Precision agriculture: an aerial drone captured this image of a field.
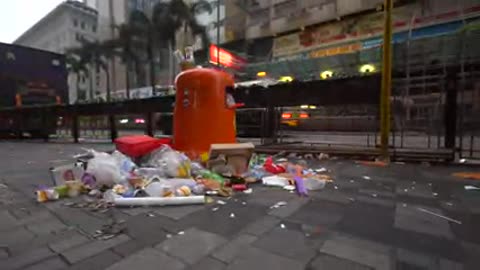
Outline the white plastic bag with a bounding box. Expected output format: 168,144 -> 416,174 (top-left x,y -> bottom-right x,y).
147,146 -> 191,178
86,151 -> 123,188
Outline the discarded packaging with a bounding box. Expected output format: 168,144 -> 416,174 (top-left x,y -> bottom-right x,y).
208,143 -> 255,175
262,176 -> 289,187
417,207 -> 462,225
113,196 -> 206,207
304,178 -> 326,191
465,185 -> 480,191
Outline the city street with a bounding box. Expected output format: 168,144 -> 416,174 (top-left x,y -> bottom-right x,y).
1,142 -> 480,269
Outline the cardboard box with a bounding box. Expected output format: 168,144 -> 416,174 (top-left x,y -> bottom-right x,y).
208,143 -> 255,175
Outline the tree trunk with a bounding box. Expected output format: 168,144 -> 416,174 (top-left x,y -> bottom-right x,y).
106,67 -> 111,102
125,59 -> 130,99
147,36 -> 156,93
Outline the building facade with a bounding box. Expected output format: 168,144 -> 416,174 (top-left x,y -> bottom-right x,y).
15,0 -> 98,104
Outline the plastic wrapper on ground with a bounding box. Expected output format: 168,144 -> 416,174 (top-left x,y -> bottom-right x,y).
113,196 -> 206,207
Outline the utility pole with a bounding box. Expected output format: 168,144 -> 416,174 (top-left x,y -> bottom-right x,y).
380,0 -> 393,160
217,0 -> 221,68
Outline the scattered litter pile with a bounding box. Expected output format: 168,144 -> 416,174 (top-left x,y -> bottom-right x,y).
37,136 -> 333,207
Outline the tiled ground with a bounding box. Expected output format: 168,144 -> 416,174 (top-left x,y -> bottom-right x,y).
1,142 -> 480,269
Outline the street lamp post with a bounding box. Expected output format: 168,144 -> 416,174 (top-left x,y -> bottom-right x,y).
380,0 -> 393,160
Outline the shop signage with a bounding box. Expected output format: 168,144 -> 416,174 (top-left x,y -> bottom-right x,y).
209,45 -> 247,69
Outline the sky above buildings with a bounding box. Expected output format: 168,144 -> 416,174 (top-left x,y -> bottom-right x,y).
0,0 -> 65,43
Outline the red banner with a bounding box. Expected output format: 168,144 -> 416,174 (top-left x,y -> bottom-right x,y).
209,45 -> 246,70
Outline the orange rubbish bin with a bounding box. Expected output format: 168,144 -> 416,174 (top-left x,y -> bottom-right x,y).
173,68 -> 238,156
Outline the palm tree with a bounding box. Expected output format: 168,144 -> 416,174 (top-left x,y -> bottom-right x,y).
65,55 -> 88,102
68,39 -> 111,102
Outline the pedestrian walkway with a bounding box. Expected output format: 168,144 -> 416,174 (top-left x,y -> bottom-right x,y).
0,142 -> 479,269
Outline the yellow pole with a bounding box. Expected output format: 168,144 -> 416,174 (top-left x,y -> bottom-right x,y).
380,0 -> 393,160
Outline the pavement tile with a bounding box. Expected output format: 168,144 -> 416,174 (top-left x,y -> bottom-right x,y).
106,248 -> 185,270
2,247 -> 55,270
0,227 -> 36,247
396,248 -> 436,269
0,210 -> 20,231
187,257 -> 226,270
309,253 -> 373,270
213,234 -> 257,263
320,233 -> 393,270
396,182 -> 433,199
268,198 -> 308,218
182,202 -> 267,238
336,201 -> 395,244
120,207 -> 152,216
287,200 -> 345,227
48,231 -> 90,253
0,248 -> 9,259
67,250 -> 122,270
394,204 -> 454,239
156,227 -> 227,265
112,239 -> 152,257
25,218 -> 67,236
439,258 -> 464,270
242,215 -> 280,236
309,190 -> 353,204
23,256 -> 68,270
244,188 -> 298,207
153,205 -> 204,220
253,227 -> 317,264
355,194 -> 395,208
61,234 -> 130,264
124,214 -> 168,245
225,246 -> 304,270
54,207 -> 109,235
359,188 -> 395,198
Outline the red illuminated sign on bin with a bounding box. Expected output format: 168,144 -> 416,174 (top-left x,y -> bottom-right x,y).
209,45 -> 246,69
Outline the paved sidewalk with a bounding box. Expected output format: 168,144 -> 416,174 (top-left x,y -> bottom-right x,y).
1,142 -> 480,269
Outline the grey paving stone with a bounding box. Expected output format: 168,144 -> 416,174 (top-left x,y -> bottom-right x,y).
242,215 -> 280,236
359,188 -> 395,198
182,202 -> 267,238
439,258 -> 463,270
310,253 -> 373,270
0,210 -> 20,231
225,247 -> 304,270
2,247 -> 55,270
213,234 -> 257,263
268,198 -> 307,218
153,205 -> 204,220
355,194 -> 395,208
67,250 -> 122,270
124,214 -> 169,245
120,207 -> 152,216
23,256 -> 68,270
106,248 -> 185,270
0,227 -> 35,247
188,257 -> 226,270
396,182 -> 433,199
0,248 -> 9,259
253,227 -> 317,264
62,234 -> 130,264
156,227 -> 227,265
394,204 -> 454,239
309,190 -> 352,204
396,248 -> 436,269
26,218 -> 67,236
54,207 -> 109,235
245,188 -> 298,207
48,231 -> 90,253
287,200 -> 345,227
112,239 -> 151,257
320,233 -> 393,270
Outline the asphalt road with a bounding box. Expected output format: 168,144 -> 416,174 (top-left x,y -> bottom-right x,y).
1,141 -> 480,269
